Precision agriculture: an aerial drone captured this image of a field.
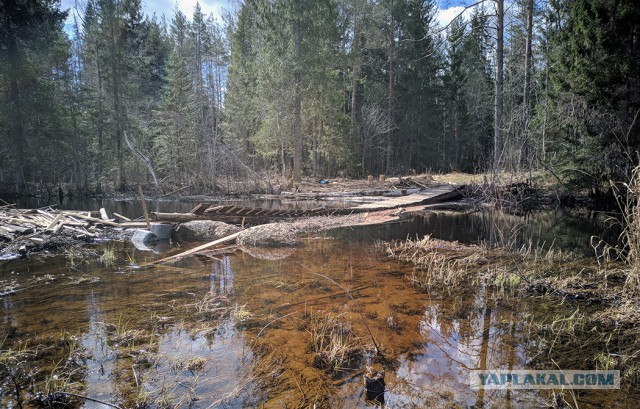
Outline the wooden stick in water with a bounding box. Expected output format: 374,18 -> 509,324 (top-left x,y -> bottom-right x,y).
140,232 -> 241,266
138,185 -> 151,229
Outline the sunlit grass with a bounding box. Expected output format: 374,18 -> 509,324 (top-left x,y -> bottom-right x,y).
99,246 -> 117,268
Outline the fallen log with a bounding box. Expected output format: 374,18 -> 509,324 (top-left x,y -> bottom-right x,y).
0,223 -> 34,235
113,212 -> 131,222
420,187 -> 464,204
421,201 -> 479,211
152,212 -> 203,223
62,225 -> 95,236
46,213 -> 64,230
151,212 -> 248,224
140,231 -> 241,266
120,222 -> 150,229
71,213 -> 121,227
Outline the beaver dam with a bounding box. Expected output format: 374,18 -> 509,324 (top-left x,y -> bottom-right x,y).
1,185 -> 640,407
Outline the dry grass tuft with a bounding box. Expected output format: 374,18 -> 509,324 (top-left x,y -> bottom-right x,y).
182,291 -> 233,321
308,312 -> 362,372
597,164 -> 640,295
387,235 -> 488,288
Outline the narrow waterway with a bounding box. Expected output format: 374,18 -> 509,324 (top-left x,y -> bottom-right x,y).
0,209 -> 636,408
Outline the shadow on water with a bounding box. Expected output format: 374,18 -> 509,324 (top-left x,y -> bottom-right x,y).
0,209 -> 635,407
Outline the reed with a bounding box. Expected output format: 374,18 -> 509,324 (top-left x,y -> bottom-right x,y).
618,166 -> 640,293
0,337 -> 32,407
387,235 -> 486,289
308,312 -> 362,373
99,246 -> 117,268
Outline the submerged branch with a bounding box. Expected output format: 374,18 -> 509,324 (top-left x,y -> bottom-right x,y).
308,270 -> 382,356
52,392 -> 124,409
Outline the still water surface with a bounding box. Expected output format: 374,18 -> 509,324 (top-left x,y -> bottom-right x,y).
0,209 -> 635,408
14,196 -> 356,220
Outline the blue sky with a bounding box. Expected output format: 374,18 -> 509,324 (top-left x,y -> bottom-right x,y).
59,0 -> 467,29
60,0 -> 234,25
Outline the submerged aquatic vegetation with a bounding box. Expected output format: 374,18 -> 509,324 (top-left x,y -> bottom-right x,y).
493,269 -> 521,293
232,303 -> 253,322
187,290 -> 233,321
104,314 -> 152,348
0,333 -> 97,408
0,337 -> 32,403
65,247 -> 86,268
308,311 -> 363,373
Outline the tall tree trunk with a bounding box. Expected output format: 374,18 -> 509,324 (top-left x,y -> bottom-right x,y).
293,20 -> 302,182
386,4 -> 395,174
7,31 -> 27,192
522,0 -> 534,168
93,39 -> 105,185
109,27 -> 126,190
523,0 -> 533,115
351,0 -> 363,159
114,80 -> 125,190
312,118 -> 319,178
493,0 -> 504,178
194,26 -> 206,174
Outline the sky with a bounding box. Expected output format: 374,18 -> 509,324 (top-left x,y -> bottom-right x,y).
59,0 -> 467,30
60,0 -> 233,25
436,5 -> 468,28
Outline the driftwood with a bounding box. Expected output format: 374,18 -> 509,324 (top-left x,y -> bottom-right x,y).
152,212 -> 209,223
120,222 -> 149,228
99,208 -> 111,221
421,201 -> 479,211
151,211 -> 325,225
140,231 -> 242,266
0,207 -> 137,247
139,185 -> 151,229
113,212 -> 131,221
70,213 -> 121,227
0,207 -> 100,243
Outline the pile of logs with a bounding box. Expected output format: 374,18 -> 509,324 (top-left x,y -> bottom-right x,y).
0,206 -> 146,244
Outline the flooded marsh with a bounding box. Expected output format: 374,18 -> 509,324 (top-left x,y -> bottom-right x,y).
1,210 -> 639,408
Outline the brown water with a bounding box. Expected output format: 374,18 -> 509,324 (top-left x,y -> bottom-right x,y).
0,217 -> 637,408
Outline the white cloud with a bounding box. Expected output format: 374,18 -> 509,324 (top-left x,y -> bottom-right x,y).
435,6 -> 467,29
59,0 -> 231,28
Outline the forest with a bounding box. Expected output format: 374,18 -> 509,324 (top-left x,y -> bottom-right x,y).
1,0 -> 639,195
